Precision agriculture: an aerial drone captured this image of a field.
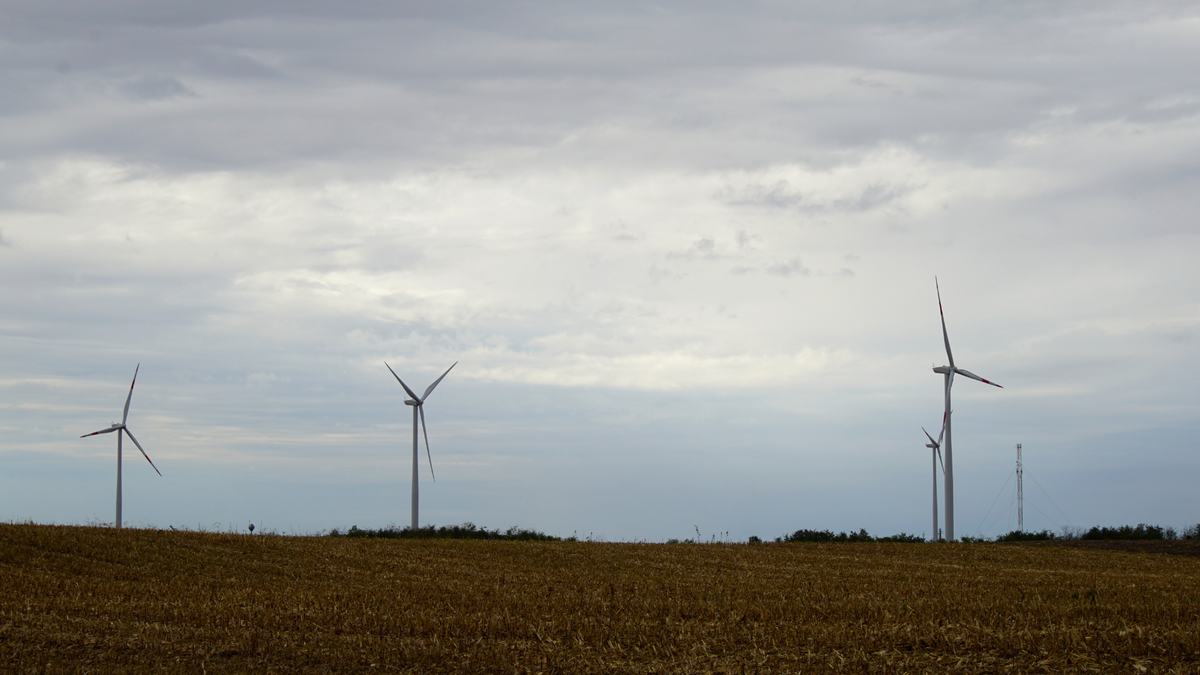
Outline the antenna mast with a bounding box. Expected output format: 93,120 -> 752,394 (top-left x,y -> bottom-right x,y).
1016,443 -> 1023,532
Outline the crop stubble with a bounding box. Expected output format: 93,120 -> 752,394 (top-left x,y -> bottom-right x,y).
1,524 -> 1198,673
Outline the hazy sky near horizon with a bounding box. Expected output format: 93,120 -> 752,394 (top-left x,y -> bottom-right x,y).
2,1 -> 1197,540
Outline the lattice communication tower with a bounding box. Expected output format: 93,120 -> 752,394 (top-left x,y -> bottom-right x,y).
1016,443 -> 1023,532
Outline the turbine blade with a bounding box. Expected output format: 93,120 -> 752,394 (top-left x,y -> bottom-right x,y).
81,426 -> 120,438
385,362 -> 421,401
419,405 -> 435,482
936,446 -> 944,472
123,428 -> 161,477
954,367 -> 1003,388
937,419 -> 945,446
122,363 -> 139,425
935,278 -> 956,369
922,427 -> 938,447
421,362 -> 457,401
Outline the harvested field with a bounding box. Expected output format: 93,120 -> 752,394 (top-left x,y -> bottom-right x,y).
2,524 -> 1199,673
1021,538 -> 1200,559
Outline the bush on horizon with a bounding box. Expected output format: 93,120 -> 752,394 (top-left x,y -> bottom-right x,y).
996,529 -> 1056,542
1081,524 -> 1165,541
327,522 -> 559,541
776,529 -> 923,543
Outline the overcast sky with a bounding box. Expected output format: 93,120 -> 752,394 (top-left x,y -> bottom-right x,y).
2,1 -> 1197,540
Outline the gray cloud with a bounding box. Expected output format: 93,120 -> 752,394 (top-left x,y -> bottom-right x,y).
2,1 -> 1193,174
721,179 -> 913,214
765,258 -> 810,277
666,236 -> 723,261
723,180 -> 804,209
117,74 -> 194,101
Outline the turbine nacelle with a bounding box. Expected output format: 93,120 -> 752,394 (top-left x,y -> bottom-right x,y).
933,366 -> 952,375
404,400 -> 419,406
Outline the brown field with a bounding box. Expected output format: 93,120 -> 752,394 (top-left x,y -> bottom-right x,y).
2,524 -> 1199,674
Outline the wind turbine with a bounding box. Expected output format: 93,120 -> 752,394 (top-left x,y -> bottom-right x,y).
922,423 -> 945,541
933,279 -> 1002,541
385,361 -> 456,532
80,364 -> 161,529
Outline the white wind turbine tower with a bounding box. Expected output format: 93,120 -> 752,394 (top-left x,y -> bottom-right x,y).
922,423 -> 945,541
80,364 -> 162,529
933,279 -> 1002,541
385,361 -> 456,532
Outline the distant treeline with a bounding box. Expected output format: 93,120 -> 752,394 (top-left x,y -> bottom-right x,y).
1071,523 -> 1199,541
966,523 -> 1200,543
327,523 -> 561,541
774,524 -> 1200,544
323,522 -> 1200,544
775,529 -> 924,543
1082,524 -> 1174,540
